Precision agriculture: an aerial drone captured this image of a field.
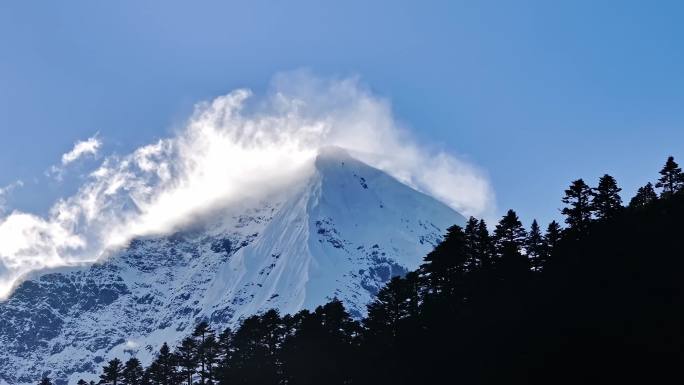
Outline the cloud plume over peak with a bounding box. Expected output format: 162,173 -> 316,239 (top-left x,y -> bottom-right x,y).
0,72 -> 495,299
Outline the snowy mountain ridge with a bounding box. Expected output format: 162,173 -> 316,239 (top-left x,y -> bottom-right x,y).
0,148 -> 465,384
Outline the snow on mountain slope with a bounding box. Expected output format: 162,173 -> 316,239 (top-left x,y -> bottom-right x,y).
0,148 -> 464,385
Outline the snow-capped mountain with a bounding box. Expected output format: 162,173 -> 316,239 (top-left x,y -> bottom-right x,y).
0,148 -> 464,384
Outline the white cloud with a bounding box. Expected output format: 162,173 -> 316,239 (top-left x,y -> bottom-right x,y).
0,71 -> 496,299
0,180 -> 23,214
61,135 -> 101,165
47,134 -> 102,181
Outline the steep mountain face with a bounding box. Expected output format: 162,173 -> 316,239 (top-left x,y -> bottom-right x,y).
0,148 -> 464,385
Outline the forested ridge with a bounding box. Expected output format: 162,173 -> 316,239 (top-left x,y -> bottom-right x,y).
40,156 -> 684,385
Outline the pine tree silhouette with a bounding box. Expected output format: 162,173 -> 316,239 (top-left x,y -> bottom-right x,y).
526,219 -> 545,271
476,219 -> 494,269
464,217 -> 482,271
629,182 -> 658,208
492,209 -> 529,280
121,357 -> 144,385
217,327 -> 234,359
561,179 -> 594,234
192,322 -> 213,385
175,337 -> 197,385
544,220 -> 562,257
215,327 -> 234,384
420,225 -> 469,297
494,210 -> 527,253
362,274 -> 420,385
655,156 -> 684,197
100,358 -> 124,385
224,310 -> 285,384
202,334 -> 220,385
281,299 -> 360,385
365,275 -> 420,345
147,343 -> 177,385
592,174 -> 622,219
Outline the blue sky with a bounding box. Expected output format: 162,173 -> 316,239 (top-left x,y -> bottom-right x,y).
1,0 -> 683,226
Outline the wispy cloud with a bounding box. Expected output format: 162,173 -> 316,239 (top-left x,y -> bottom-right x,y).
61,134 -> 101,165
0,71 -> 496,299
47,134 -> 102,181
0,180 -> 23,214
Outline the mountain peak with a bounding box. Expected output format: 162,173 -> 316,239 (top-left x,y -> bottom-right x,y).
0,151 -> 465,385
315,145 -> 355,165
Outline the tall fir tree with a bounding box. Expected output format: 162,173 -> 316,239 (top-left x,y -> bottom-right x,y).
561,179 -> 594,234
192,322 -> 213,385
147,343 -> 177,385
493,210 -> 527,255
175,337 -> 197,385
100,358 -> 124,385
361,273 -> 421,385
121,358 -> 144,385
655,156 -> 684,197
420,225 -> 469,297
260,309 -> 285,362
286,299 -> 360,385
202,334 -> 220,385
218,328 -> 234,370
463,217 -> 495,271
526,219 -> 545,271
215,327 -> 234,383
493,209 -> 529,274
145,363 -> 160,385
629,182 -> 658,208
223,310 -> 286,385
592,174 -> 622,219
364,274 -> 421,345
463,217 -> 482,271
544,220 -> 562,257
476,219 -> 494,269
217,327 -> 234,360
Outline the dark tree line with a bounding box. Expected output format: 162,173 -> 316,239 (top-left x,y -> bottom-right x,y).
39,156 -> 684,385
